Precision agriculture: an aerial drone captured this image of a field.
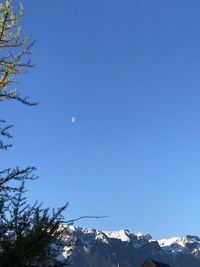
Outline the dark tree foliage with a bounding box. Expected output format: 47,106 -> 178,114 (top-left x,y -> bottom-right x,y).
0,118 -> 12,150
0,1 -> 72,266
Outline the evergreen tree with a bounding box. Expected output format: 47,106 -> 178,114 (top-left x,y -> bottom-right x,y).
0,1 -> 72,266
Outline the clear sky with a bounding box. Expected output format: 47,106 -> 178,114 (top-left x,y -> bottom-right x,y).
1,0 -> 200,239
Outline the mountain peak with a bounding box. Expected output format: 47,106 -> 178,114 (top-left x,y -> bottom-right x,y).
103,229 -> 131,242
61,226 -> 200,267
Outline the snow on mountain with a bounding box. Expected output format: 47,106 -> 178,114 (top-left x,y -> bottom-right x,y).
159,235 -> 200,253
103,229 -> 131,242
65,226 -> 200,254
60,226 -> 200,267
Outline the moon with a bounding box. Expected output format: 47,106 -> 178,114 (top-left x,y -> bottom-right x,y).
71,116 -> 76,123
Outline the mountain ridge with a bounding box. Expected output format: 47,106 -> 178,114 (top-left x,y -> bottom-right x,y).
60,226 -> 200,267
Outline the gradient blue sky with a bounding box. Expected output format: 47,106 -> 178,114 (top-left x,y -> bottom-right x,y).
1,0 -> 200,239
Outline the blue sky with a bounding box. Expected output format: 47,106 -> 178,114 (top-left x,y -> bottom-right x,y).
1,0 -> 200,239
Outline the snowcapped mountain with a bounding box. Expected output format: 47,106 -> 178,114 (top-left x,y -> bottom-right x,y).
60,226 -> 200,267
159,235 -> 200,253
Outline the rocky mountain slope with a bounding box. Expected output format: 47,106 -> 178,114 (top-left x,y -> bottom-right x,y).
60,226 -> 200,267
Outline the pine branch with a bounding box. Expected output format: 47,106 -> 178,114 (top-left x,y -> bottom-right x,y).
62,215 -> 108,225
